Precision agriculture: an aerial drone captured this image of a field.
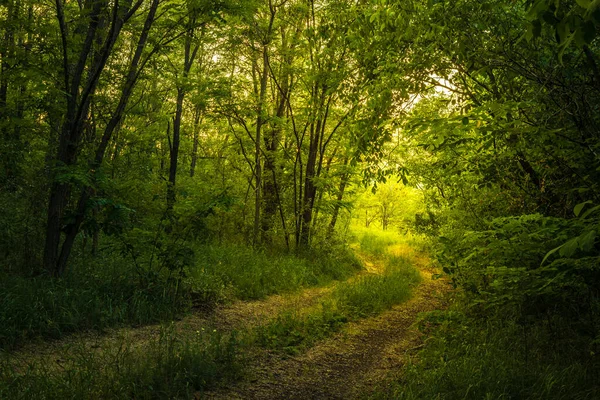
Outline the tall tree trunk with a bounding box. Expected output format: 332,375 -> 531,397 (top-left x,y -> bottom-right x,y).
327,157 -> 350,238
45,0 -> 153,276
189,107 -> 202,177
299,121 -> 320,248
168,30 -> 200,211
0,0 -> 19,188
299,81 -> 328,248
261,51 -> 288,243
167,87 -> 184,211
253,43 -> 269,245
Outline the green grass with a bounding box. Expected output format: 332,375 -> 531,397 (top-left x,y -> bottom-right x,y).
0,242 -> 362,350
0,324 -> 242,399
369,311 -> 600,400
356,230 -> 401,257
188,243 -> 362,301
256,255 -> 421,354
0,263 -> 187,350
333,256 -> 421,317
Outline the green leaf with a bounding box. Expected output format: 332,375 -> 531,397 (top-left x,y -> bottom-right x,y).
581,204 -> 600,219
578,230 -> 597,252
559,237 -> 579,258
527,0 -> 548,19
576,0 -> 592,8
574,200 -> 593,216
462,117 -> 469,125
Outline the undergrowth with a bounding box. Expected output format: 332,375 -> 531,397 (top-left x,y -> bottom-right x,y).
371,308 -> 600,400
370,212 -> 600,399
0,261 -> 188,350
188,243 -> 362,302
0,242 -> 361,350
0,324 -> 242,399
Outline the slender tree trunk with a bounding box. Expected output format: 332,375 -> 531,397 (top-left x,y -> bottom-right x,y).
327,157 -> 350,238
299,122 -> 320,247
0,0 -> 20,189
253,43 -> 269,245
168,30 -> 199,211
190,107 -> 202,177
261,74 -> 288,242
299,82 -> 328,248
46,0 -> 155,276
167,87 -> 184,211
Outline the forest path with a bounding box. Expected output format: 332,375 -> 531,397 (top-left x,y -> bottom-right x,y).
5,241 -> 450,400
203,244 -> 450,400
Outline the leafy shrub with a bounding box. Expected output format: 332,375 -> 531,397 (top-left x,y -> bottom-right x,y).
438,212 -> 600,327
388,205 -> 600,400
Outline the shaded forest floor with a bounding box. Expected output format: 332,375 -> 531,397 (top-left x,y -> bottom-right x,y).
3,241 -> 451,399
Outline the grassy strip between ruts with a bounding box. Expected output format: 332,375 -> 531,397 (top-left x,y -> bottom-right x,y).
254,254 -> 421,354
0,247 -> 421,399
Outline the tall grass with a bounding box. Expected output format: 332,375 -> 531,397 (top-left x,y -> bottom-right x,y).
0,262 -> 187,350
0,242 -> 362,350
356,229 -> 401,257
188,243 -> 362,301
370,311 -> 600,400
0,324 -> 242,399
333,256 -> 421,318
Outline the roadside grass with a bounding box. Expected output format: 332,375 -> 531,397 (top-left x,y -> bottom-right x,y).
354,228 -> 401,257
0,242 -> 374,398
369,310 -> 600,400
0,243 -> 361,350
0,324 -> 242,399
351,225 -> 429,261
0,233 -> 424,398
188,243 -> 362,302
0,262 -> 187,350
334,256 -> 421,318
255,255 -> 421,354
